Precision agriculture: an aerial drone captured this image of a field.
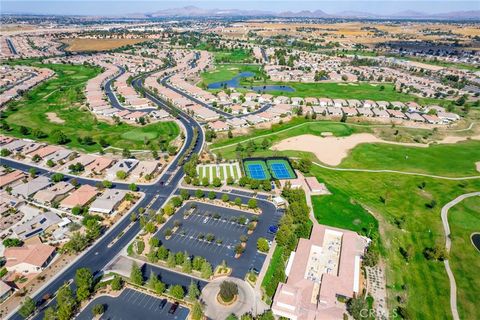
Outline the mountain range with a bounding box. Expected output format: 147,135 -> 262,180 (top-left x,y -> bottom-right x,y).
136,6 -> 479,20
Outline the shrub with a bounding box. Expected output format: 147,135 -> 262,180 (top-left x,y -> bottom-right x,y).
219,281 -> 238,302
257,238 -> 269,253
92,303 -> 105,316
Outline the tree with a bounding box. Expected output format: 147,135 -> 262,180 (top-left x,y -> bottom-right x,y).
75,268 -> 93,301
144,222 -> 156,234
191,301 -> 204,320
130,262 -> 143,285
226,176 -> 234,185
92,303 -> 105,316
182,256 -> 192,273
43,306 -> 57,320
122,148 -> 132,158
28,167 -> 37,178
163,203 -> 175,216
202,177 -> 209,187
157,246 -> 169,260
56,284 -> 76,320
201,260 -> 213,279
234,197 -> 242,206
257,238 -> 269,253
52,130 -> 69,145
222,194 -> 229,202
51,173 -> 64,182
180,189 -> 190,201
170,284 -> 185,299
2,238 -> 23,247
102,180 -> 113,188
195,189 -> 204,198
187,281 -> 200,301
111,275 -> 123,291
129,183 -> 137,191
19,126 -> 29,135
19,296 -> 35,319
208,191 -> 216,200
192,256 -> 204,271
147,271 -> 160,290
346,295 -> 371,320
167,251 -> 176,268
248,198 -> 257,209
219,281 -> 238,302
116,170 -> 127,180
171,196 -> 183,208
212,177 -> 222,187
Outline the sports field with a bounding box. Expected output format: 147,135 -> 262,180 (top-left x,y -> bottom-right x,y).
1,62 -> 179,152
197,162 -> 242,183
266,159 -> 296,179
243,160 -> 271,180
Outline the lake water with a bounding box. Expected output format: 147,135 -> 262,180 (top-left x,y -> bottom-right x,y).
207,71 -> 295,92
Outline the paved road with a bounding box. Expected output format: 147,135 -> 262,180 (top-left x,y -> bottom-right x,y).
160,74 -> 273,120
6,38 -> 17,55
6,59 -> 205,320
440,191 -> 480,320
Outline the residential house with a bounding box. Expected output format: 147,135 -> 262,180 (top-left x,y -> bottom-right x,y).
4,244 -> 56,274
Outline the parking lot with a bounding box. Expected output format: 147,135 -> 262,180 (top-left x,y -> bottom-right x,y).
76,288 -> 189,320
156,200 -> 281,277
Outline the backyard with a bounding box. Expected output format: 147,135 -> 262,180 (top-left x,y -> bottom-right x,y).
1,62 -> 179,152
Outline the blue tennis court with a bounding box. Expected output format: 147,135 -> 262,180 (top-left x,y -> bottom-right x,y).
270,163 -> 291,179
247,163 -> 267,180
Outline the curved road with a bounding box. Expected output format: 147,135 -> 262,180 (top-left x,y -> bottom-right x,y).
441,192 -> 480,320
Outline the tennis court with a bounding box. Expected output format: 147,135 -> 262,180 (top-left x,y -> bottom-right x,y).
267,159 -> 296,179
244,160 -> 271,180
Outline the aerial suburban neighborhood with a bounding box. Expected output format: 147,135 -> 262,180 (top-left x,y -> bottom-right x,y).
0,1 -> 479,320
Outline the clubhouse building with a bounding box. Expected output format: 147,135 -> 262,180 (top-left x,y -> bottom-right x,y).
272,224 -> 368,320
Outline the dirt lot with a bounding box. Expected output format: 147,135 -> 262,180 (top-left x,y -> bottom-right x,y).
62,38 -> 149,52
217,21 -> 480,46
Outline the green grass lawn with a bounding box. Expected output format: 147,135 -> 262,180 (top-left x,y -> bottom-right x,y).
447,196 -> 480,320
311,186 -> 378,237
261,245 -> 286,298
242,81 -> 445,106
214,49 -> 254,63
339,140 -> 480,177
309,165 -> 480,320
1,62 -> 179,152
199,63 -> 265,86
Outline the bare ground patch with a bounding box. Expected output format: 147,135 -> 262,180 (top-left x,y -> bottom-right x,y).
46,112 -> 65,124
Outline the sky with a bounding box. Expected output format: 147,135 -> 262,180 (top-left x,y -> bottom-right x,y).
1,1 -> 479,16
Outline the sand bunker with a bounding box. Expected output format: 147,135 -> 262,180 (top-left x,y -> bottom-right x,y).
46,112 -> 65,124
272,133 -> 428,166
436,135 -> 480,144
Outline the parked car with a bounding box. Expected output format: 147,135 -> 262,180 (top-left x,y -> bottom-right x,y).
159,299 -> 167,310
168,301 -> 179,314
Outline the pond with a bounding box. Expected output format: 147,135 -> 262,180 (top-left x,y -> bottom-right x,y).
207,71 -> 295,93
471,233 -> 480,252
